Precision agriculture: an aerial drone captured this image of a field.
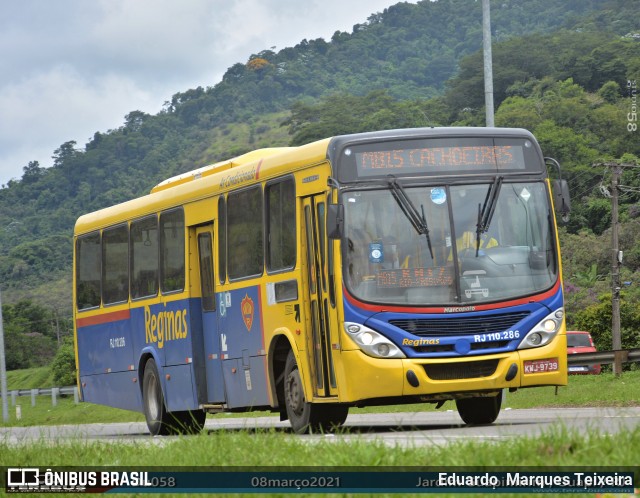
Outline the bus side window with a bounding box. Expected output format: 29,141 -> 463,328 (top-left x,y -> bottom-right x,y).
160,208 -> 185,293
76,232 -> 101,310
102,224 -> 129,305
131,215 -> 159,299
218,196 -> 226,284
266,178 -> 296,272
227,186 -> 263,280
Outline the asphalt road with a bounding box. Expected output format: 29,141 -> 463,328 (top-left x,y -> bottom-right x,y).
2,406 -> 639,447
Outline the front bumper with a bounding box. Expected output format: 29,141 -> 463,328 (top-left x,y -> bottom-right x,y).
333,336 -> 567,403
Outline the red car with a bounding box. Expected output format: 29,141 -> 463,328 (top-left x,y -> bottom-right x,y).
567,331 -> 601,374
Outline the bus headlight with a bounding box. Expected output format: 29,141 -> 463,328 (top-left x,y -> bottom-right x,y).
344,322 -> 405,359
518,308 -> 564,350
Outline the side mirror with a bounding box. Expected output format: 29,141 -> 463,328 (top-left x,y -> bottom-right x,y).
327,203 -> 343,239
552,179 -> 571,223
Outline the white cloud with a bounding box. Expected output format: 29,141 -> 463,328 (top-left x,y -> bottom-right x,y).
0,0 -> 410,186
0,65 -> 156,184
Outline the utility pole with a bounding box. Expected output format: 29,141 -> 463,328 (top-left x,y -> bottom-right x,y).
610,164 -> 622,376
0,290 -> 8,422
482,0 -> 495,127
597,162 -> 637,376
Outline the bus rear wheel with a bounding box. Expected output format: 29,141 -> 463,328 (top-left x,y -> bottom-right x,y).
143,358 -> 172,435
455,391 -> 502,425
283,350 -> 348,434
142,358 -> 206,435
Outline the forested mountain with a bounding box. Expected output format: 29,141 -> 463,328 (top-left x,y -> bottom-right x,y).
1,0 -> 639,366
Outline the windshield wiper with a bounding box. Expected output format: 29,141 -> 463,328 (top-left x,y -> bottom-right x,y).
387,176 -> 434,260
475,176 -> 503,257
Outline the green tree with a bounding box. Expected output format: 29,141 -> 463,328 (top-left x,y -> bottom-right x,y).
572,294 -> 640,353
598,81 -> 621,104
51,337 -> 77,386
3,326 -> 29,370
495,96 -> 543,130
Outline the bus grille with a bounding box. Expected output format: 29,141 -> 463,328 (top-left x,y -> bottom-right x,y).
423,359 -> 499,380
389,312 -> 529,337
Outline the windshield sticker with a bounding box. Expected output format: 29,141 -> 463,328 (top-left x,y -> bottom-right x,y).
369,242 -> 384,263
465,276 -> 489,298
430,187 -> 446,205
463,270 -> 489,298
520,187 -> 531,202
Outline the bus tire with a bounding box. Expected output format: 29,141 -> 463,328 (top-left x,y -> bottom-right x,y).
455,391 -> 502,425
142,358 -> 173,436
284,350 -> 313,433
283,350 -> 348,433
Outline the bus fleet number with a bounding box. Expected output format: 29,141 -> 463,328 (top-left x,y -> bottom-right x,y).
110,337 -> 126,348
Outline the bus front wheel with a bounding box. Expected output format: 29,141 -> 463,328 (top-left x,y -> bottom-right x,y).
283,350 -> 348,434
455,391 -> 502,425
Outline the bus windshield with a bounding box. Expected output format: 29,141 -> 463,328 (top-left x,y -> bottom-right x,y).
343,181 -> 557,306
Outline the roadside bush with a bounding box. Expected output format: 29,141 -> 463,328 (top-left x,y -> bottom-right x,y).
572,292 -> 640,352
51,337 -> 76,386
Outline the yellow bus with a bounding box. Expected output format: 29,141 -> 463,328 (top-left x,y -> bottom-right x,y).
74,127 -> 571,435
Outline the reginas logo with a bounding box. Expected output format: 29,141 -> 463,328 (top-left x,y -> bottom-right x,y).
402,338 -> 440,346
145,306 -> 188,349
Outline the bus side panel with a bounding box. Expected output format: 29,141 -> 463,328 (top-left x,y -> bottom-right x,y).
163,364 -> 199,412
221,356 -> 270,409
76,310 -> 135,375
188,298 -> 209,405
159,299 -> 208,410
218,286 -> 270,409
76,308 -> 143,412
129,299 -> 203,410
130,300 -> 193,366
80,371 -> 142,412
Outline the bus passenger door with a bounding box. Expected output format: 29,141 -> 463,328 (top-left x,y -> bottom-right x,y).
195,225 -> 226,404
302,195 -> 339,398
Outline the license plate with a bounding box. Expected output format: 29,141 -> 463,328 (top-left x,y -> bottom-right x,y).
524,358 -> 559,374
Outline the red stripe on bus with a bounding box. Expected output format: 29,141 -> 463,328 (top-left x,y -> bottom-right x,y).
255,159 -> 263,180
344,280 -> 561,314
76,309 -> 131,328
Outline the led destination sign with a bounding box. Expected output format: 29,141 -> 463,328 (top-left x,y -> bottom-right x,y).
355,145 -> 526,176
376,266 -> 454,288
335,135 -> 544,182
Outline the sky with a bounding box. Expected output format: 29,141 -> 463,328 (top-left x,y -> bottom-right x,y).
0,0 -> 415,187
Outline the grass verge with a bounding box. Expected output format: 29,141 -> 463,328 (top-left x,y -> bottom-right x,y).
0,426 -> 638,497
2,425 -> 639,466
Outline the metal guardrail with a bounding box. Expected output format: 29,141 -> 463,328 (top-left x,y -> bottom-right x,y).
2,386 -> 79,407
10,386 -> 77,397
567,348 -> 640,365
